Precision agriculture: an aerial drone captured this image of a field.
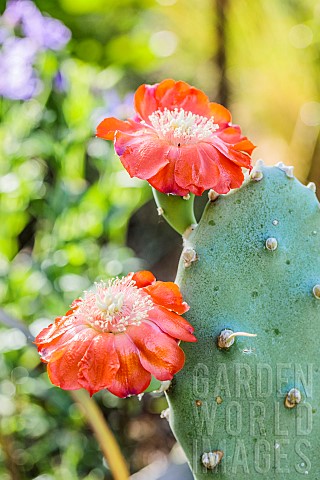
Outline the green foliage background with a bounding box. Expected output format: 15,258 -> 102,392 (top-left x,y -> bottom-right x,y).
0,0 -> 319,478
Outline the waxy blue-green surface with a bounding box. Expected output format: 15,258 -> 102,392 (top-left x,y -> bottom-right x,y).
167,166 -> 320,479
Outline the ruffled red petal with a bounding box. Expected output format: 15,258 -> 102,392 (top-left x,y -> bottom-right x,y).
214,153 -> 245,191
114,130 -> 170,180
174,142 -> 246,195
78,333 -> 120,396
96,117 -> 142,140
127,321 -> 185,381
148,305 -> 196,343
35,310 -> 87,362
146,148 -> 189,196
134,79 -> 213,123
233,138 -> 256,156
217,125 -> 242,144
47,328 -> 96,390
198,143 -> 246,192
212,136 -> 252,169
209,102 -> 232,125
108,334 -> 151,398
35,316 -> 66,346
132,270 -> 156,288
37,323 -> 88,363
144,281 -> 189,314
134,83 -> 161,123
217,127 -> 256,155
156,80 -> 211,117
35,314 -> 80,345
174,144 -> 222,195
35,301 -> 81,347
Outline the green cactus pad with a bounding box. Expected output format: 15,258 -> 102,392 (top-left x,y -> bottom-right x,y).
167,165 -> 320,479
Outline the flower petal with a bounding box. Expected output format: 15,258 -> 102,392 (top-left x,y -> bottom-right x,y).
209,102 -> 232,125
134,79 -> 213,122
134,82 -> 161,122
233,138 -> 256,156
37,323 -> 88,363
148,306 -> 196,343
114,130 -> 170,180
78,333 -> 120,396
198,143 -> 246,192
217,127 -> 255,155
174,142 -> 246,195
156,80 -> 211,117
108,334 -> 151,398
147,148 -> 189,196
35,316 -> 66,346
127,322 -> 185,381
174,144 -> 221,195
96,117 -> 142,140
144,281 -> 189,314
35,299 -> 83,347
132,270 -> 156,288
217,125 -> 243,144
35,310 -> 88,363
47,328 -> 96,391
212,136 -> 252,168
214,152 -> 246,191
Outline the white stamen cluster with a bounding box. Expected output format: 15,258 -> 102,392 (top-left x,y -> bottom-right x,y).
78,277 -> 153,333
149,108 -> 218,145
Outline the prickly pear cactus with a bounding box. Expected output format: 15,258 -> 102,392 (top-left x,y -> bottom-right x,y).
167,164 -> 320,478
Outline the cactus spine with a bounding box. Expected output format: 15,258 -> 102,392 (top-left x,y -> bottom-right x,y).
166,165 -> 320,478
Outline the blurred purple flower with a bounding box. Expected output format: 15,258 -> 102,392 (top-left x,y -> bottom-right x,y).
0,37 -> 40,100
40,17 -> 71,50
0,0 -> 71,100
3,0 -> 71,51
53,70 -> 68,93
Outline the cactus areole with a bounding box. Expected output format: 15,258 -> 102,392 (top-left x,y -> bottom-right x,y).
164,164 -> 320,478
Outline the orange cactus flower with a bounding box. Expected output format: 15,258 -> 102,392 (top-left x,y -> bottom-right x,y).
35,271 -> 196,398
96,79 -> 255,196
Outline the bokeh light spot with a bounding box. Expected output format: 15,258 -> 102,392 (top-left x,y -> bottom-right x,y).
288,24 -> 313,49
149,31 -> 178,57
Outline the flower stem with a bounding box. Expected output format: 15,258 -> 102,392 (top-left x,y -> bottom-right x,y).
71,390 -> 129,480
152,188 -> 197,235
